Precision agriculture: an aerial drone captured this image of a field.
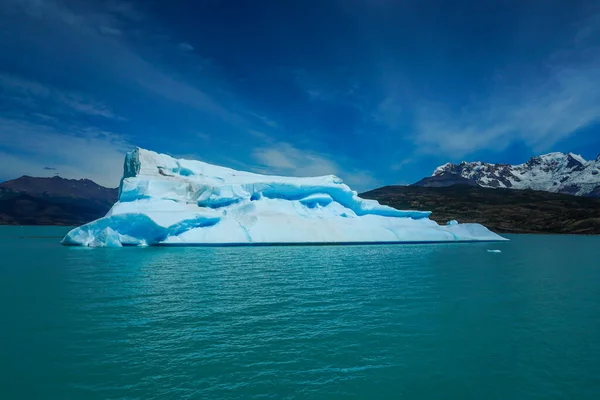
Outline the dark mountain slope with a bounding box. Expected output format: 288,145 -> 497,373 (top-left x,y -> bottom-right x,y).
1,175 -> 116,201
411,172 -> 478,188
361,185 -> 600,234
0,176 -> 118,226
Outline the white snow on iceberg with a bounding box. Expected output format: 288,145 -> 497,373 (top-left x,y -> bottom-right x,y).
62,148 -> 507,247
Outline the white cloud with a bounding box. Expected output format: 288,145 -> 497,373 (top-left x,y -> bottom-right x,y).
0,117 -> 130,187
253,142 -> 336,175
414,55 -> 600,157
412,15 -> 600,159
341,170 -> 382,192
251,142 -> 380,191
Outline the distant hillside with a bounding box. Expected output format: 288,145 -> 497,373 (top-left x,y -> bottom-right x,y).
361,185 -> 600,234
0,176 -> 118,226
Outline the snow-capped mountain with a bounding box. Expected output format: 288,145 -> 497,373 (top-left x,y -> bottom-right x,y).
433,152 -> 600,196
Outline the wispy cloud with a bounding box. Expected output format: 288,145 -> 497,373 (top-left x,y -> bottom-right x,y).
251,141 -> 380,191
4,0 -> 250,126
0,70 -> 129,186
291,68 -> 359,103
0,73 -> 122,119
0,117 -> 130,187
178,42 -> 194,52
196,132 -> 211,142
99,25 -> 122,36
414,55 -> 600,157
2,0 -> 309,186
249,112 -> 279,128
573,9 -> 600,45
412,14 -> 600,158
1,0 -> 303,188
253,142 -> 337,175
389,158 -> 414,171
372,96 -> 404,130
10,0 -> 128,35
369,67 -> 411,131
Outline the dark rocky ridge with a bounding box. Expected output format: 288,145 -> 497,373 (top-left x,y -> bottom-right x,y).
411,172 -> 478,188
0,176 -> 118,226
361,185 -> 600,234
1,175 -> 116,201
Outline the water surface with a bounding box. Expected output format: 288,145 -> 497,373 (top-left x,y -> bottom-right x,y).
1,226 -> 599,399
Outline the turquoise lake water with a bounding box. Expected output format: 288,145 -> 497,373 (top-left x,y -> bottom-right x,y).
1,226 -> 599,399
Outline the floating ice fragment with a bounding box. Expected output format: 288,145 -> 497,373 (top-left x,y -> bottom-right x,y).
487,249 -> 502,253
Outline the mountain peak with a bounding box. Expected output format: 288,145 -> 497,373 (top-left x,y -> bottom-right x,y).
432,152 -> 599,196
567,152 -> 586,163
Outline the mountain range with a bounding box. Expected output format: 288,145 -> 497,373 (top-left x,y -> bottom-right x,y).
0,176 -> 117,225
416,152 -> 600,197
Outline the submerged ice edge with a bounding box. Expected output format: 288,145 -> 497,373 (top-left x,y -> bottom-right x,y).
63,147 -> 507,247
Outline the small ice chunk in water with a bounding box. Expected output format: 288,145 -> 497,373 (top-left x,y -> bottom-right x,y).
90,227 -> 122,248
446,220 -> 458,226
487,249 -> 502,253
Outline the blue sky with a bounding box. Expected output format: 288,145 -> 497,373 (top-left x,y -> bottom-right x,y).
1,0 -> 599,190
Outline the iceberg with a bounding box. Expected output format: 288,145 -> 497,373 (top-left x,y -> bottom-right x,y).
62,148 -> 507,247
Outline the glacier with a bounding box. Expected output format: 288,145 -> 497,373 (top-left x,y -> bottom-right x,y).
62,148 -> 506,247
